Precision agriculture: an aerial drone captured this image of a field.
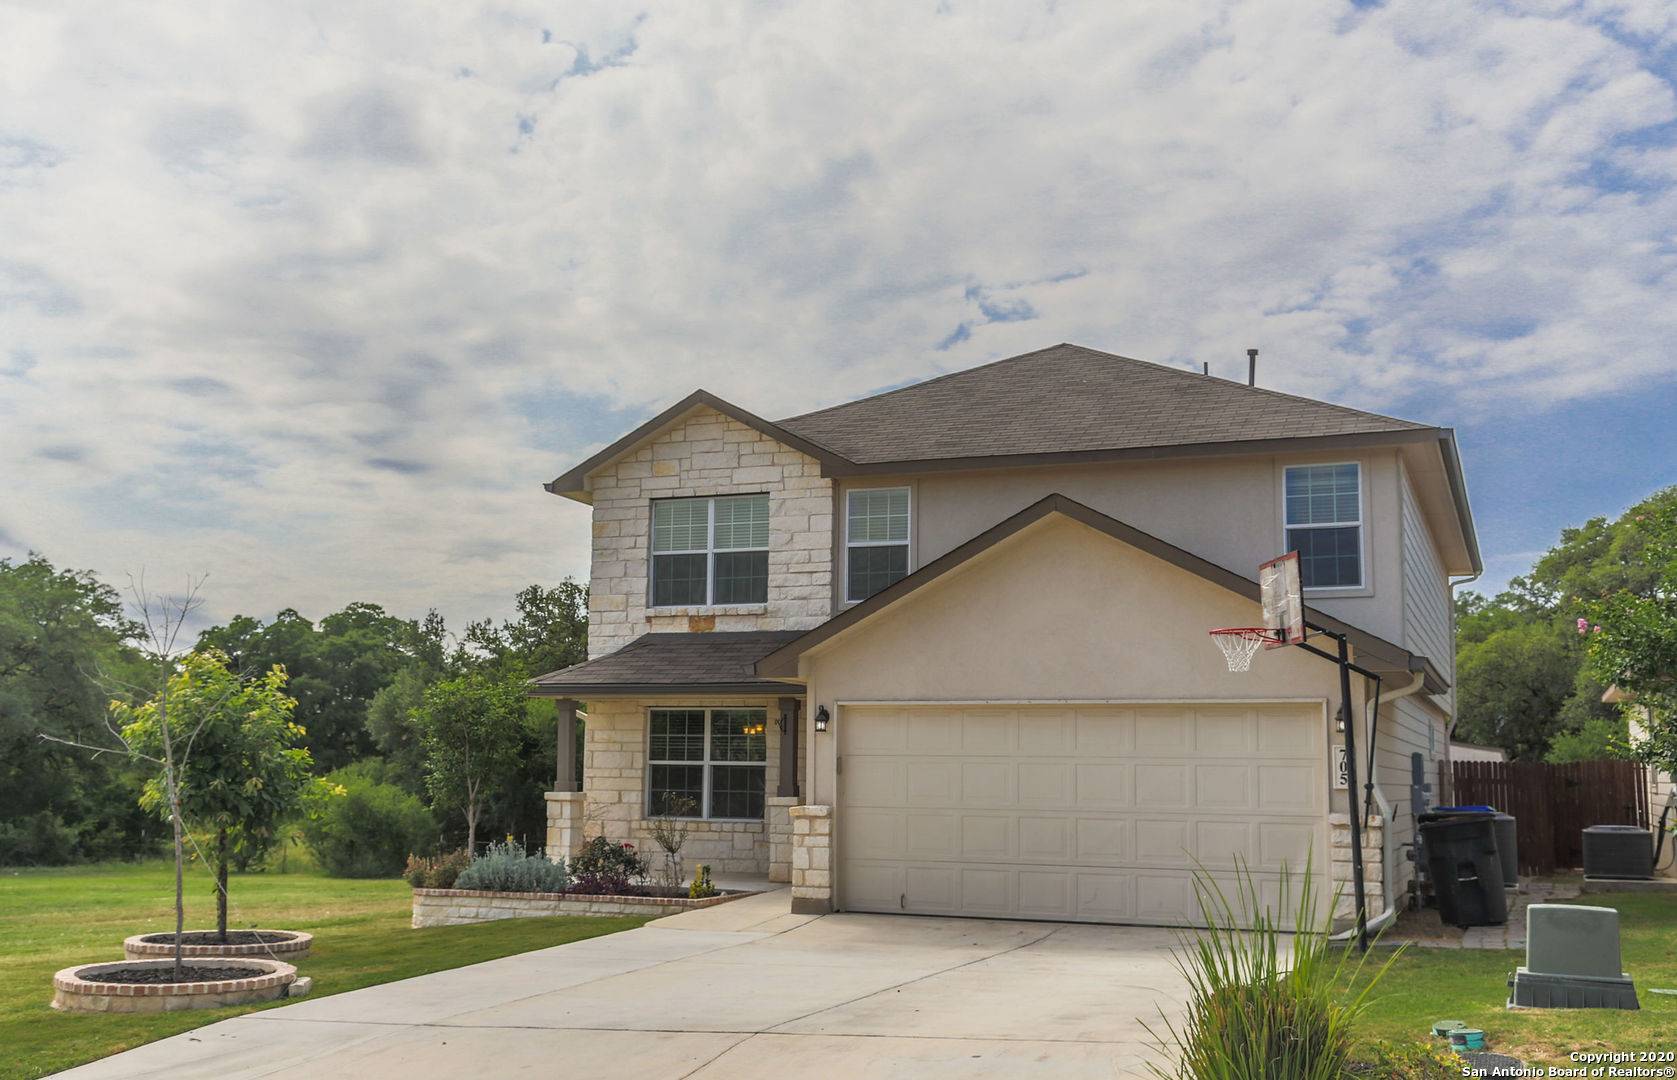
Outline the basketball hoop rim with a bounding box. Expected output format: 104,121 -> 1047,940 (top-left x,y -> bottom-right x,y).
1208,626 -> 1287,643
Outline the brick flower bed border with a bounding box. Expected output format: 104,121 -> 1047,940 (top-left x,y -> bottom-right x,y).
124,930 -> 313,962
51,957 -> 297,1014
411,886 -> 745,927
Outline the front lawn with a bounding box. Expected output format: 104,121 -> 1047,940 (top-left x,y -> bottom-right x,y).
1356,893 -> 1677,1067
0,861 -> 649,1080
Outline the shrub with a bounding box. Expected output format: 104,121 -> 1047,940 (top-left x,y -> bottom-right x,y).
1349,1040 -> 1462,1079
569,836 -> 648,894
455,840 -> 571,893
1143,860 -> 1401,1080
688,864 -> 716,899
0,811 -> 79,867
404,848 -> 472,889
301,769 -> 437,878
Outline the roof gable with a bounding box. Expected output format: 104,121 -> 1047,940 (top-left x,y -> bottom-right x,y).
544,390 -> 850,503
756,492 -> 1446,691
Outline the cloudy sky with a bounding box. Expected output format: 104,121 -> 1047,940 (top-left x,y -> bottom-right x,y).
2,0 -> 1675,634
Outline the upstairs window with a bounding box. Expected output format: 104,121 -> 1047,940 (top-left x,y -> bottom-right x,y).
1284,463 -> 1363,589
846,487 -> 911,602
651,494 -> 769,607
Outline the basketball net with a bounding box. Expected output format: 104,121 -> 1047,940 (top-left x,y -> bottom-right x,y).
1209,628 -> 1281,672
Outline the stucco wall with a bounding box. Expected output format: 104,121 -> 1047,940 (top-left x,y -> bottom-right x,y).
580,696 -> 790,876
797,515 -> 1368,808
837,448 -> 1409,648
584,405 -> 834,657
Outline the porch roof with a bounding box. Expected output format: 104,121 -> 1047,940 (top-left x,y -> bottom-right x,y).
527,631 -> 803,698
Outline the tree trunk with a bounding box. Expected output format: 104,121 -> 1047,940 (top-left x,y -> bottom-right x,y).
159,685 -> 185,981
169,788 -> 184,980
216,826 -> 229,944
465,801 -> 477,855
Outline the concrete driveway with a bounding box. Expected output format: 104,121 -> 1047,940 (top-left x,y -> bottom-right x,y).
57,889 -> 1190,1079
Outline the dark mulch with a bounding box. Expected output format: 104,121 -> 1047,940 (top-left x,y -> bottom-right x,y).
79,964 -> 269,985
138,930 -> 298,946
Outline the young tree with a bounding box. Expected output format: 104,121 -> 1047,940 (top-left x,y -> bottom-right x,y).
116,650 -> 318,942
414,673 -> 526,853
39,577 -> 216,978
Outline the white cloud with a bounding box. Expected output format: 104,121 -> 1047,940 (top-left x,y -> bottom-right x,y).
1,0 -> 1674,628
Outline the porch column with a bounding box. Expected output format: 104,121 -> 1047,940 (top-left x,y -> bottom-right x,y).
554,698 -> 580,793
777,696 -> 800,798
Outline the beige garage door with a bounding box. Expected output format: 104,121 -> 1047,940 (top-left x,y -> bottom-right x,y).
838,703 -> 1328,926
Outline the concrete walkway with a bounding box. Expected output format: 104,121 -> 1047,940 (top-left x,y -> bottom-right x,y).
1399,880 -> 1582,951
57,889 -> 1190,1079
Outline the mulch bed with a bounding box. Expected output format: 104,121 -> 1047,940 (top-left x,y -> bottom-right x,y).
78,964 -> 270,985
138,931 -> 297,947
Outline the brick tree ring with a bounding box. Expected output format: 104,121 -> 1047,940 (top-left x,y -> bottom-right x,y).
51,957 -> 299,1013
123,929 -> 313,962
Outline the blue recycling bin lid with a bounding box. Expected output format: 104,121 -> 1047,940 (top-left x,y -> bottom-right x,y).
1434,805 -> 1495,813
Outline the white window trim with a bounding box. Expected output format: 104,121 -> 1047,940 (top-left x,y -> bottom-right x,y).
645,706 -> 768,821
844,485 -> 913,604
649,494 -> 769,609
1281,461 -> 1367,593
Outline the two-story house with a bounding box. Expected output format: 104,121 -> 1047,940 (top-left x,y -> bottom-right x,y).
531,343 -> 1480,928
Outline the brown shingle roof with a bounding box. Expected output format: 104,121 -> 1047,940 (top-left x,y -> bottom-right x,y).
776,343 -> 1431,466
528,631 -> 802,697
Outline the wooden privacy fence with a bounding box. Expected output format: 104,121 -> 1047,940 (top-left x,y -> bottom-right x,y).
1451,760 -> 1651,875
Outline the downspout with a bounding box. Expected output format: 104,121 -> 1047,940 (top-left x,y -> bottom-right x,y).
1444,570 -> 1480,741
1331,669 -> 1428,941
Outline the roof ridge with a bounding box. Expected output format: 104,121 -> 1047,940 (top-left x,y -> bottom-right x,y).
776,342 -> 1075,424
778,342 -> 1427,432
1067,344 -> 1427,431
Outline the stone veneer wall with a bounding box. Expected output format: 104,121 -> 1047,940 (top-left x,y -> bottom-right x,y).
584,405 -> 835,658
581,697 -> 788,876
1330,812 -> 1385,924
789,805 -> 833,914
411,887 -> 740,928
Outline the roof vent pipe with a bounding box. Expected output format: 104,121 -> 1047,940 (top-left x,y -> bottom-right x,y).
1247,348 -> 1258,387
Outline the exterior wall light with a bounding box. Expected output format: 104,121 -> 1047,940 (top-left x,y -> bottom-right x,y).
814,706 -> 830,733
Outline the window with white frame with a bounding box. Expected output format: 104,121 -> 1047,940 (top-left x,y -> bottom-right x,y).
1284,463 -> 1363,589
647,708 -> 767,819
650,494 -> 769,607
846,487 -> 910,602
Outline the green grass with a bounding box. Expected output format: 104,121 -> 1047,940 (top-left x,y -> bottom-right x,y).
0,860 -> 650,1080
1354,894 -> 1677,1067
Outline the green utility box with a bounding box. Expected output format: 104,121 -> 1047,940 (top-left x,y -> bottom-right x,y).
1508,904 -> 1639,1010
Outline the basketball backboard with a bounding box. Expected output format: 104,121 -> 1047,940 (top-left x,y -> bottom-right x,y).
1259,551 -> 1304,647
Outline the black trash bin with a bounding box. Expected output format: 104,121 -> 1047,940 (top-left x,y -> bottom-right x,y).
1419,811 -> 1508,927
1491,813 -> 1518,889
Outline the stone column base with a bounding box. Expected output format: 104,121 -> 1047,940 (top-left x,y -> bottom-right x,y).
790,804 -> 833,914
545,791 -> 587,862
767,797 -> 798,883
1330,812 -> 1385,924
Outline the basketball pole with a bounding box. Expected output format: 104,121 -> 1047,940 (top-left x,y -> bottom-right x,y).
1293,620 -> 1377,954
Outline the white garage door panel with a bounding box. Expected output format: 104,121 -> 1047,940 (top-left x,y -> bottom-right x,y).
838,704 -> 1327,926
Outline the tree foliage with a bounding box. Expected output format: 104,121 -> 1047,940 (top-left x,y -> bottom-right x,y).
117,650 -> 322,938
415,673 -> 528,853
1454,487 -> 1673,761
197,603 -> 438,771
0,554 -> 154,864
1583,487 -> 1677,780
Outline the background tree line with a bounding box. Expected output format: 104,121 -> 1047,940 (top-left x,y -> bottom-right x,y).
1453,485 -> 1675,763
0,557 -> 585,869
